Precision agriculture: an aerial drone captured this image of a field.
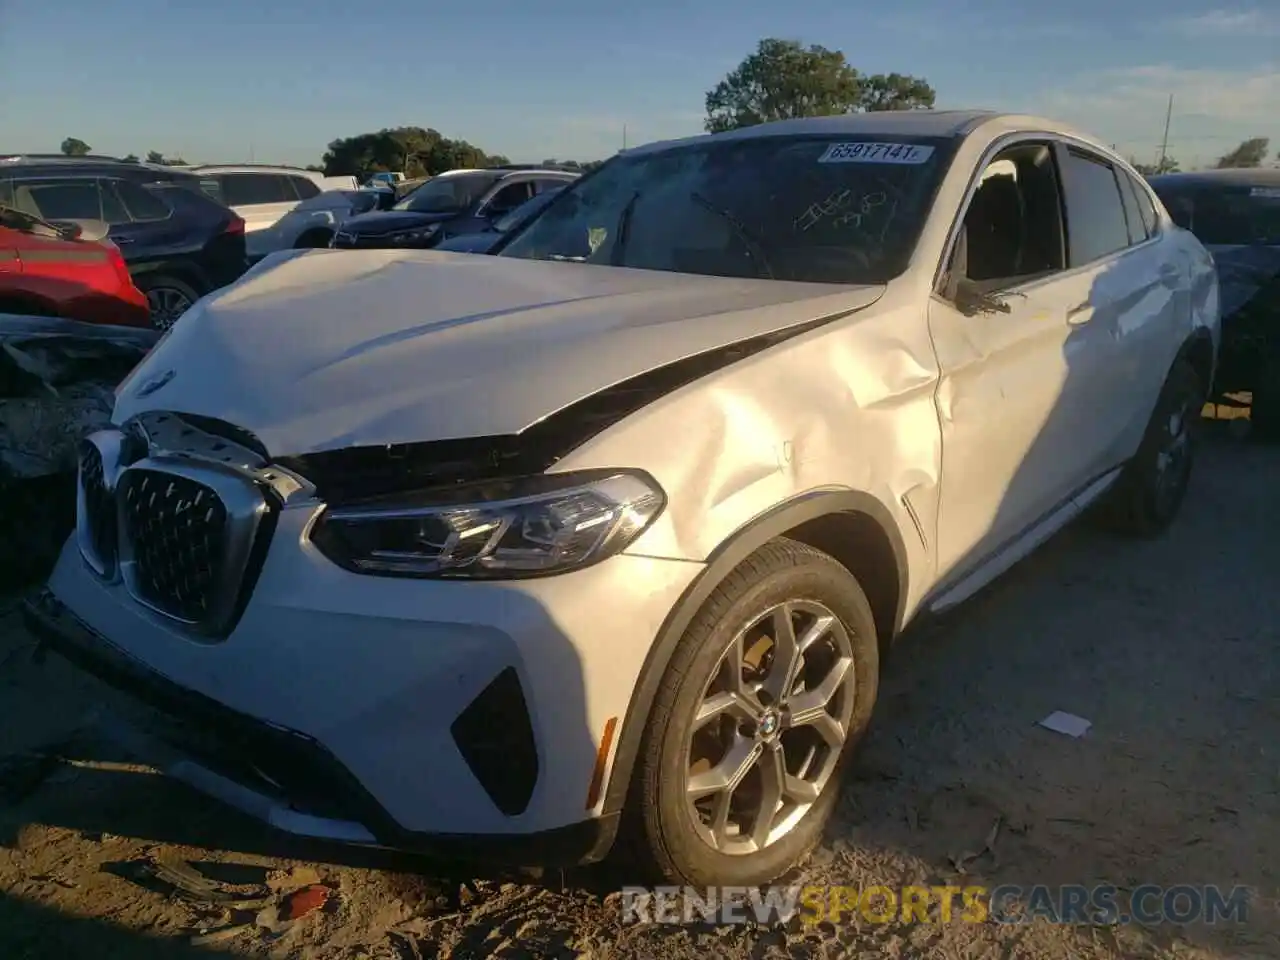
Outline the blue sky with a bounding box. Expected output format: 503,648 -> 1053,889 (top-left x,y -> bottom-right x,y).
4,0 -> 1278,170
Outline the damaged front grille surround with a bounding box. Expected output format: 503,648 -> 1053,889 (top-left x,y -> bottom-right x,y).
76,412 -> 311,639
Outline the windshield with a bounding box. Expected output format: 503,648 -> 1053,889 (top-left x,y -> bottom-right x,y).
394,172 -> 502,214
495,189 -> 561,233
499,135 -> 953,283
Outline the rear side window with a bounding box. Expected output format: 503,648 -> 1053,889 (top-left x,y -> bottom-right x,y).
11,179 -> 103,221
1132,178 -> 1159,235
1116,172 -> 1148,244
113,180 -> 172,221
291,176 -> 321,200
217,173 -> 297,206
1059,148 -> 1131,265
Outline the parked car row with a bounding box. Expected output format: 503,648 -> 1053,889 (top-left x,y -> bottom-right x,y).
26,111 -> 1226,891
1147,169 -> 1280,438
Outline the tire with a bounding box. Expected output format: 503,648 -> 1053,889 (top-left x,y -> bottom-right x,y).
1098,359 -> 1203,537
628,538 -> 880,886
294,229 -> 333,249
1250,348 -> 1280,443
135,274 -> 202,331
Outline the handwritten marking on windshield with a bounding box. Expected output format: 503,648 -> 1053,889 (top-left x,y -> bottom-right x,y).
794,191 -> 887,233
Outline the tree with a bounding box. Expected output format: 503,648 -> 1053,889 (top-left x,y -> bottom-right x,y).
321,127 -> 509,179
121,154 -> 140,163
60,137 -> 92,156
859,73 -> 937,112
144,150 -> 186,166
1215,137 -> 1269,169
704,38 -> 935,133
1132,156 -> 1180,176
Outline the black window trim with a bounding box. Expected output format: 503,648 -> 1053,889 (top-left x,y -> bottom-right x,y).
1056,142 -> 1162,269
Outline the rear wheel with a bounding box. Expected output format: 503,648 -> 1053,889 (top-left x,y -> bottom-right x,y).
629,538 -> 880,886
1099,359 -> 1202,537
136,274 -> 201,330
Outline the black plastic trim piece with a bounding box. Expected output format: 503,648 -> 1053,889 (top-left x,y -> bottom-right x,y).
599,488 -> 909,819
22,588 -> 619,867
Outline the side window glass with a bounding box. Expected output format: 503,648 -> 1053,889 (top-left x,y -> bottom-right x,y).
486,182 -> 533,214
1132,177 -> 1159,235
99,182 -> 131,224
291,176 -> 321,200
947,143 -> 1066,297
1117,173 -> 1147,244
114,180 -> 172,221
14,179 -> 103,221
219,173 -> 294,206
1060,149 -> 1131,265
534,178 -> 566,195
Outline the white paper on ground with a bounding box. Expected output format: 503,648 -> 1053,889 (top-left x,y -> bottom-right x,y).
1039,711 -> 1092,738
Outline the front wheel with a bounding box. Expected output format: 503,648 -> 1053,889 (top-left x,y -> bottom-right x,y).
1099,359 -> 1203,537
629,538 -> 880,886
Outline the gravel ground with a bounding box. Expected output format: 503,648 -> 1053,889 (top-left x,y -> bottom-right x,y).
0,431 -> 1276,960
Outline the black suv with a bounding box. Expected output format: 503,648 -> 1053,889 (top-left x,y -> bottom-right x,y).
331,166 -> 578,250
0,155 -> 247,327
1150,170 -> 1280,439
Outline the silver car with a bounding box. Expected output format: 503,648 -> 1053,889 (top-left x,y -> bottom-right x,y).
28,110 -> 1218,887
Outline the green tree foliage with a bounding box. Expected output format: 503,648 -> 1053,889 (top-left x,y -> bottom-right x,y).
60,137 -> 92,156
121,154 -> 140,163
144,151 -> 186,166
1132,156 -> 1180,176
705,38 -> 936,133
321,127 -> 511,178
1215,137 -> 1269,169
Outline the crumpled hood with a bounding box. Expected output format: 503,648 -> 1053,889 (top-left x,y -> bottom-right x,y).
114,248 -> 884,456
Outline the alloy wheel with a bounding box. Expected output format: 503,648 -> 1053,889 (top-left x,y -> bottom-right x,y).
1153,393 -> 1194,514
146,286 -> 194,330
684,599 -> 856,856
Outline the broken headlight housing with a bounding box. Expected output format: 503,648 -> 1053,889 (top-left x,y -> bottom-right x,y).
310,470 -> 665,579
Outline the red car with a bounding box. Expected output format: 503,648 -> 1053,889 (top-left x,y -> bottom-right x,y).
0,206 -> 150,328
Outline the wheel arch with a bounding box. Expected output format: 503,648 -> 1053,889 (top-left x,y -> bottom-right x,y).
600,489 -> 909,821
1178,326 -> 1216,398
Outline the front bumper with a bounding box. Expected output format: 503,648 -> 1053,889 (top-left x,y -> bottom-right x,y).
35,503 -> 702,862
23,587 -> 617,866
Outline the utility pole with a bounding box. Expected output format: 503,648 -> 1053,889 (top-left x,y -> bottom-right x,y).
1157,94 -> 1173,169
622,124 -> 628,151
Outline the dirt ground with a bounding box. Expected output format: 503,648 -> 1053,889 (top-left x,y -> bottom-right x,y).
0,430 -> 1276,960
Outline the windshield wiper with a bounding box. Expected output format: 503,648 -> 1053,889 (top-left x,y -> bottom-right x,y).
689,192 -> 774,279
609,190 -> 641,266
0,204 -> 71,238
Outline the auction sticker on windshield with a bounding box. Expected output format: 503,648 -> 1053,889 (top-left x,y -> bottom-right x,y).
818,142 -> 935,165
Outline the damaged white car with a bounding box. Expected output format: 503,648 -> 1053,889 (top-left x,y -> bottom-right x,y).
26,111 -> 1218,886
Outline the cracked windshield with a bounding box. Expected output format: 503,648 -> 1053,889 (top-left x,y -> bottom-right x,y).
2,0 -> 1278,958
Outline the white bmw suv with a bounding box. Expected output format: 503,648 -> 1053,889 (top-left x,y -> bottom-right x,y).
27,111 -> 1218,887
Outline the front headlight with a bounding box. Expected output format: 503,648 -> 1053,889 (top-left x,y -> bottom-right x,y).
388,223 -> 440,244
310,470 -> 666,579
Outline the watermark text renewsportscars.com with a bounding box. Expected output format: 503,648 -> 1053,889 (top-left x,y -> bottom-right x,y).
620,884 -> 1251,927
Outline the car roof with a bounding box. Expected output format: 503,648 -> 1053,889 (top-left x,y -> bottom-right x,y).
187,163 -> 321,178
1148,169 -> 1280,190
622,110 -> 1104,157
